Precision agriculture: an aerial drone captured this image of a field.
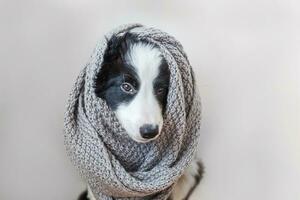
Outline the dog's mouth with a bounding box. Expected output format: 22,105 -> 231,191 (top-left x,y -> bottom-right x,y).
116,116 -> 164,144
129,133 -> 161,143
123,124 -> 163,144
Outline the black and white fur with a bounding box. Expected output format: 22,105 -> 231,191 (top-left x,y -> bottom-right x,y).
79,32 -> 203,200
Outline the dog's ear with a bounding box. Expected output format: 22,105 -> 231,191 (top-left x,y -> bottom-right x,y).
95,33 -> 134,98
94,34 -> 123,98
103,33 -> 129,63
94,63 -> 110,98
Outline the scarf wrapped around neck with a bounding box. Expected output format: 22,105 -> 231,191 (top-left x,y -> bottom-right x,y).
64,24 -> 201,200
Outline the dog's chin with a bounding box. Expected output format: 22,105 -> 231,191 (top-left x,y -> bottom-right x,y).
128,133 -> 160,144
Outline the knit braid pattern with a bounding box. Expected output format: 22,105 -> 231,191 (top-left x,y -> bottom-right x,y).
64,24 -> 201,200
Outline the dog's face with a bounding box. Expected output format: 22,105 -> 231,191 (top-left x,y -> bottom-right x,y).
95,33 -> 170,143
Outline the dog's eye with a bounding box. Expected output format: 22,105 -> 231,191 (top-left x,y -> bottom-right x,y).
157,87 -> 166,95
157,88 -> 164,94
121,82 -> 136,94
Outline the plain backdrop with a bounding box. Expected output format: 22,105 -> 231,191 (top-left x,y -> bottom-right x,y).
0,0 -> 299,200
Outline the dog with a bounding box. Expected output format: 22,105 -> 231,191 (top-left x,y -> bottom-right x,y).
78,32 -> 203,200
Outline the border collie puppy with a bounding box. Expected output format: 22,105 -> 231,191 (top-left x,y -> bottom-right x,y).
79,32 -> 203,200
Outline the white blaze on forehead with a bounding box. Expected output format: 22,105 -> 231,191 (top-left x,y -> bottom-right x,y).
115,43 -> 164,143
126,43 -> 162,81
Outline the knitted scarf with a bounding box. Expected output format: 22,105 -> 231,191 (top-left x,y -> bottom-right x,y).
64,24 -> 201,200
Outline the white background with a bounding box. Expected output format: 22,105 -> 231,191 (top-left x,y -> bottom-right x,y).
0,0 -> 299,199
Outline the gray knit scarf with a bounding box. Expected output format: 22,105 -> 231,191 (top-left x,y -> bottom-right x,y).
64,24 -> 201,200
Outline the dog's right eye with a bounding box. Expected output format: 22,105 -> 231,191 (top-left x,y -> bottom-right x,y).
120,82 -> 136,94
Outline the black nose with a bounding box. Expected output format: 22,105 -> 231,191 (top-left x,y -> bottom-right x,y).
139,124 -> 159,139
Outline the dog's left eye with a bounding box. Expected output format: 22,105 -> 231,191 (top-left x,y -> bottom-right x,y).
156,87 -> 167,95
121,82 -> 136,94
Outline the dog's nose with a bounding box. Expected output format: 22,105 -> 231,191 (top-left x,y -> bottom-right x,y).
139,124 -> 159,139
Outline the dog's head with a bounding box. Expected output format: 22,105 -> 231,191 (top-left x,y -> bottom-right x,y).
95,33 -> 170,143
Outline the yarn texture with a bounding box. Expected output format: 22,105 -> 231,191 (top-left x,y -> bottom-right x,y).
64,24 -> 201,200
